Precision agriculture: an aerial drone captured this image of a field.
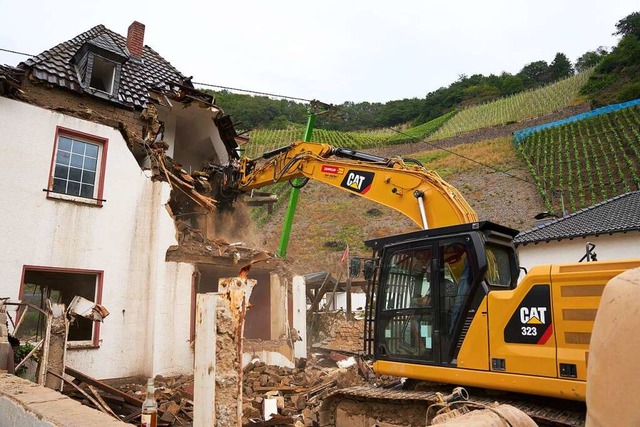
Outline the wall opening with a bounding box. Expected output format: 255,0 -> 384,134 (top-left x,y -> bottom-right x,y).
195,264 -> 271,340
20,267 -> 102,347
89,56 -> 116,94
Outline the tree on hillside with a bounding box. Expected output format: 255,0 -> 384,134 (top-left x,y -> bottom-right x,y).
499,72 -> 525,95
518,60 -> 551,87
580,11 -> 640,105
549,52 -> 574,80
575,47 -> 609,72
614,11 -> 640,38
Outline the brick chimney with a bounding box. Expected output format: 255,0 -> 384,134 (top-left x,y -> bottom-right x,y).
126,21 -> 145,59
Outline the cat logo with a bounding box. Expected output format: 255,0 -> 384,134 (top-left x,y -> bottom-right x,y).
340,170 -> 374,194
520,307 -> 547,325
504,285 -> 553,345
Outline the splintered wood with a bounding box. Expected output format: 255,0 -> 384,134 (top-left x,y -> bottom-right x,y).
194,277 -> 256,426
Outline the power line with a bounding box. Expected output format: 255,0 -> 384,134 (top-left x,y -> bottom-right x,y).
0,45 -> 313,102
193,81 -> 312,102
0,47 -> 35,57
389,128 -> 538,187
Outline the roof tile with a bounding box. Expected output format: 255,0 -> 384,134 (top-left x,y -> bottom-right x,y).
20,24 -> 186,109
514,191 -> 640,245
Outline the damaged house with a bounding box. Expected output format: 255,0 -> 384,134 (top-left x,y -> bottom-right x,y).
0,22 -> 305,379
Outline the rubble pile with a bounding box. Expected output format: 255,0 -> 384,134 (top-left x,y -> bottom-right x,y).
241,357 -> 367,426
309,312 -> 364,354
90,354 -> 375,426
119,374 -> 195,425
61,373 -> 196,426
312,319 -> 364,354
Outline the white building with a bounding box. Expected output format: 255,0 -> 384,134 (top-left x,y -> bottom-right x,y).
515,191 -> 640,274
0,22 -> 302,380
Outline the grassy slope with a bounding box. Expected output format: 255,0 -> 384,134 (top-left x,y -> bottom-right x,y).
428,70 -> 593,140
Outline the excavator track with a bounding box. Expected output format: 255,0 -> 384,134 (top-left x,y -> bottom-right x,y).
319,385 -> 586,427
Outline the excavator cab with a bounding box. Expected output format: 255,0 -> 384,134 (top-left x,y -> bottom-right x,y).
363,221 -> 519,367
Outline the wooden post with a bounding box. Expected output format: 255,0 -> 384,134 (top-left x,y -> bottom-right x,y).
346,277 -> 352,321
327,273 -> 343,311
194,293 -> 217,427
311,272 -> 332,312
346,258 -> 352,320
37,302 -> 53,386
44,303 -> 68,391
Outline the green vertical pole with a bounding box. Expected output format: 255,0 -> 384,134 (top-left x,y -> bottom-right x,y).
276,111 -> 316,258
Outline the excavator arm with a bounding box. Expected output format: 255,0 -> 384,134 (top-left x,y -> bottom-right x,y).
214,141 -> 477,229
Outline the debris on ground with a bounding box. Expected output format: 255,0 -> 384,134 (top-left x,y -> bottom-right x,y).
60,353 -> 387,426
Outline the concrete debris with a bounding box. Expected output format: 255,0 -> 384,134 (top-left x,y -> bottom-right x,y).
166,220 -> 275,268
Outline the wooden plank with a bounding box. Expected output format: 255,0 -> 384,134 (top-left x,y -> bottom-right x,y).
65,367 -> 144,407
37,303 -> 52,386
47,370 -> 118,420
88,384 -> 120,419
122,409 -> 141,423
252,386 -> 304,393
194,293 -> 217,427
311,273 -> 332,311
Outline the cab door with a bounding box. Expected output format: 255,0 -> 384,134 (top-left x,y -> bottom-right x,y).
376,245 -> 440,364
437,239 -> 476,365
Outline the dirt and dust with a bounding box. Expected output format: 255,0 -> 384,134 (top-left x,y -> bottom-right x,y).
210,201 -> 263,248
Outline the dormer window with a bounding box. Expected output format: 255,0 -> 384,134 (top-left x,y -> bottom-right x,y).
89,56 -> 116,94
71,33 -> 127,101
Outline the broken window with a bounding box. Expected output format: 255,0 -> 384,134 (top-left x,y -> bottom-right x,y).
89,56 -> 116,94
49,128 -> 106,202
21,268 -> 102,346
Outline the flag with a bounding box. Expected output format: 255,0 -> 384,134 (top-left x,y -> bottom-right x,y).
340,245 -> 349,265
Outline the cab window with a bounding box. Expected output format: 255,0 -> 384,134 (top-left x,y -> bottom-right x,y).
486,243 -> 513,287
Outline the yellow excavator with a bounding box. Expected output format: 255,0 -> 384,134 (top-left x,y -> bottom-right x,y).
209,141 -> 640,426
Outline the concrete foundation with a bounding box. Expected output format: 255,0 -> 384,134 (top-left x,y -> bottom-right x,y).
0,374 -> 125,426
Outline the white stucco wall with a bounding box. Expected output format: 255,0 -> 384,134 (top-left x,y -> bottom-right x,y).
517,232 -> 640,278
0,97 -> 194,378
334,291 -> 367,311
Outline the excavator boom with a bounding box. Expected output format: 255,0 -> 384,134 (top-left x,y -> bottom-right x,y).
219,141 -> 477,229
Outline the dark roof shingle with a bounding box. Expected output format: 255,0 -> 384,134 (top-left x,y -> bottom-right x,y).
21,24 -> 186,108
515,191 -> 640,245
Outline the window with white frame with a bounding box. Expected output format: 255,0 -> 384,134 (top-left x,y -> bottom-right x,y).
51,131 -> 105,201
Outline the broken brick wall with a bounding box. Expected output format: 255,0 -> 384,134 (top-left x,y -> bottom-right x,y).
309,312 -> 364,354
19,80 -> 147,147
